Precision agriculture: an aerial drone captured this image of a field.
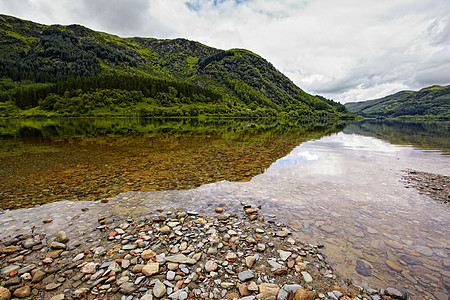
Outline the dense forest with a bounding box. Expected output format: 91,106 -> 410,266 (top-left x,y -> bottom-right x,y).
0,14 -> 353,118
345,85 -> 450,120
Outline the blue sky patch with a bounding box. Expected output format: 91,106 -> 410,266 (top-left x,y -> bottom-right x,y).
186,0 -> 249,12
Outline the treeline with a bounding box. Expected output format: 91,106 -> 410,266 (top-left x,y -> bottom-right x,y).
197,50 -> 234,69
0,26 -> 133,83
12,74 -> 223,109
345,86 -> 450,119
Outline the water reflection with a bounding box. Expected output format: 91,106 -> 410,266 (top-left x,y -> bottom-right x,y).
345,119 -> 450,154
0,118 -> 346,209
0,119 -> 449,298
255,132 -> 449,298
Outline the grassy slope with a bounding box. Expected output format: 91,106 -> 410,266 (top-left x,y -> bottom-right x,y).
345,85 -> 450,119
0,14 -> 351,118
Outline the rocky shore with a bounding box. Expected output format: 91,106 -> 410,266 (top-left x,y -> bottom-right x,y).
402,169 -> 449,205
0,202 -> 405,300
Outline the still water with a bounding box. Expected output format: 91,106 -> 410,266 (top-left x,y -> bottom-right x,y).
0,118 -> 449,298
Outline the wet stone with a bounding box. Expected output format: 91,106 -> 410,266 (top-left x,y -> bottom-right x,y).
120,282 -> 138,294
238,270 -> 255,281
14,285 -> 31,298
355,260 -> 372,277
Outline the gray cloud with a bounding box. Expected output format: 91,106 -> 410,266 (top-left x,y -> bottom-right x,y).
75,0 -> 150,35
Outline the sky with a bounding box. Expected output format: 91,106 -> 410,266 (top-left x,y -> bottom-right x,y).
1,0 -> 449,103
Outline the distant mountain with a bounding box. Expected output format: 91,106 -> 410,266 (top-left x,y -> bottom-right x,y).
345,85 -> 450,119
0,14 -> 352,118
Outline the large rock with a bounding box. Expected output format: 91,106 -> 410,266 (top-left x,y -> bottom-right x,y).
165,254 -> 196,264
385,260 -> 402,272
300,271 -> 313,283
120,282 -> 138,294
57,231 -> 69,243
204,260 -> 218,272
31,270 -> 46,283
245,256 -> 256,268
13,286 -> 31,298
80,262 -> 97,274
294,288 -> 317,300
0,246 -> 21,254
153,280 -> 166,298
238,270 -> 255,282
278,250 -> 292,261
141,249 -> 157,260
0,286 -> 11,300
259,283 -> 280,298
142,263 -> 159,276
278,285 -> 302,300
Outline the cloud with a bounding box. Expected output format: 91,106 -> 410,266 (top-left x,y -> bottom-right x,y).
74,0 -> 151,36
0,0 -> 449,103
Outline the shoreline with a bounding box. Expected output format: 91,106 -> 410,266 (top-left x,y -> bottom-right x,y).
401,169 -> 450,205
0,197 -> 404,300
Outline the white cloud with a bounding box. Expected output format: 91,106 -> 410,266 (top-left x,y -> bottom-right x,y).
0,0 -> 449,103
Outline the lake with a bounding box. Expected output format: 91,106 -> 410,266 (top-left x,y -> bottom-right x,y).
0,118 -> 449,298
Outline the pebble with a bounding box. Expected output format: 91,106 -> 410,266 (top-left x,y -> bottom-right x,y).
386,260 -> 403,272
301,271 -> 313,283
0,205 -> 384,300
414,245 -> 433,256
238,270 -> 255,281
153,279 -> 166,298
142,263 -> 159,276
13,285 -> 31,298
278,250 -> 292,261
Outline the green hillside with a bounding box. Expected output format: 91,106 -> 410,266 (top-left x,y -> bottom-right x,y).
0,14 -> 352,118
345,85 -> 450,119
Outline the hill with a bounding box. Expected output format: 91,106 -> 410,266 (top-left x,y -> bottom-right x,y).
345,85 -> 450,119
0,14 -> 352,118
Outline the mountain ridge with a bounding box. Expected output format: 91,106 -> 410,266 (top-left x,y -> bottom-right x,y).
345,85 -> 450,119
0,14 -> 352,118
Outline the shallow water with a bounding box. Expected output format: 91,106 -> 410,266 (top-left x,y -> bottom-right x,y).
1,119 -> 449,298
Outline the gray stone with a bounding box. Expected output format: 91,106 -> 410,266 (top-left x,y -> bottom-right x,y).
108,261 -> 121,272
167,270 -> 176,281
73,253 -> 85,262
120,282 -> 138,294
356,259 -> 372,276
267,260 -> 284,270
93,246 -> 106,256
18,264 -> 36,274
153,279 -> 166,298
385,287 -> 405,299
2,264 -> 20,275
415,245 -> 433,256
22,238 -> 39,248
51,241 -> 66,249
81,262 -> 97,273
276,231 -> 288,237
434,292 -> 449,300
141,291 -> 153,300
122,244 -> 137,250
165,254 -> 196,264
238,270 -> 255,281
179,291 -> 188,300
57,231 -> 69,243
278,250 -> 292,261
122,259 -> 130,269
301,271 -> 313,283
205,260 -> 218,272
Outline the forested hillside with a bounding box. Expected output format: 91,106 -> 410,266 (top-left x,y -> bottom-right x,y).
0,15 -> 352,118
345,85 -> 450,119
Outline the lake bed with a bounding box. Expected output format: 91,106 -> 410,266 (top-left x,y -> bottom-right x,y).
0,118 -> 448,299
